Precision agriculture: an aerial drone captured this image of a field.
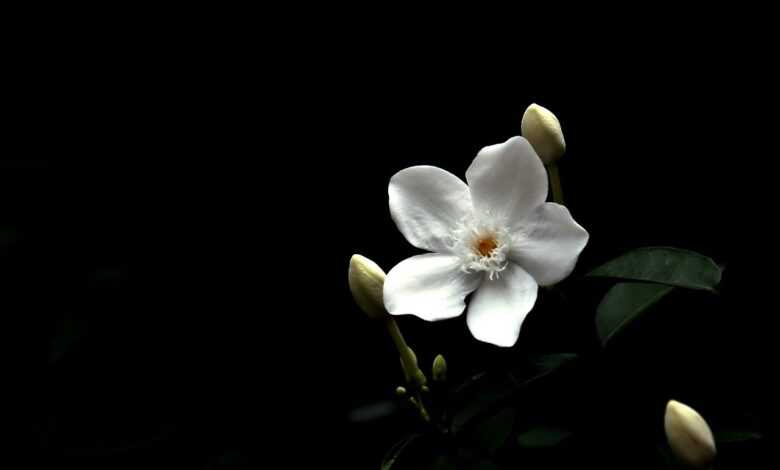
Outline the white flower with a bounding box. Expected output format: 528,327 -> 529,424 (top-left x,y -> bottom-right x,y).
382,136 -> 588,347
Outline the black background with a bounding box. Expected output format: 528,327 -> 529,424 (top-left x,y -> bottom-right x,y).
6,32 -> 777,468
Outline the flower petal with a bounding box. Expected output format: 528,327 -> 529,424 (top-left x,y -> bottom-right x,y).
510,203 -> 589,286
384,253 -> 481,321
389,166 -> 472,253
466,263 -> 538,347
465,136 -> 548,228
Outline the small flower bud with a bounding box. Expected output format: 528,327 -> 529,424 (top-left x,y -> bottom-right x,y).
348,254 -> 388,321
432,354 -> 447,382
399,346 -> 427,388
664,400 -> 716,469
395,386 -> 407,397
521,103 -> 566,165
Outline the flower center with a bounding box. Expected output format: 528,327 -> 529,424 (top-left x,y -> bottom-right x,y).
474,236 -> 498,257
449,215 -> 510,279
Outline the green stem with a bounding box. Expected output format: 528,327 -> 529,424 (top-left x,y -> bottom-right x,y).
384,318 -> 430,422
414,392 -> 431,422
386,319 -> 426,386
385,317 -> 408,355
548,162 -> 564,205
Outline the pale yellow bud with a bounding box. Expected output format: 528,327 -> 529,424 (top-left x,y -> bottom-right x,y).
521,103 -> 566,165
664,400 -> 716,469
399,346 -> 427,388
432,354 -> 447,382
395,386 -> 407,397
348,254 -> 387,321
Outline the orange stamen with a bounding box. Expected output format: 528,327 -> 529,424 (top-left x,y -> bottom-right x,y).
475,237 -> 497,257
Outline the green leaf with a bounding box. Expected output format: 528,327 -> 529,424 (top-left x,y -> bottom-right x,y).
588,247 -> 722,292
451,354 -> 578,434
450,374 -> 515,435
449,372 -> 488,401
471,407 -> 516,454
523,353 -> 579,378
596,282 -> 675,346
381,434 -> 423,470
452,449 -> 501,470
516,425 -> 573,448
381,434 -> 469,470
506,353 -> 580,394
428,454 -> 458,470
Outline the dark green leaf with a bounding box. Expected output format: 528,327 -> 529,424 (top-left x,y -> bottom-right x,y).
588,247 -> 722,292
450,375 -> 515,435
451,354 -> 578,434
472,462 -> 500,470
506,353 -> 580,394
523,353 -> 579,378
596,282 -> 675,346
449,372 -> 488,401
516,425 -> 573,448
381,434 -> 423,470
452,449 -> 501,470
429,454 -> 458,470
382,434 -> 466,470
471,407 -> 516,454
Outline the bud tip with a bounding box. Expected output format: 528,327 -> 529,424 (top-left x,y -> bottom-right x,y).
348,254 -> 388,321
432,354 -> 447,382
664,400 -> 716,469
521,102 -> 566,165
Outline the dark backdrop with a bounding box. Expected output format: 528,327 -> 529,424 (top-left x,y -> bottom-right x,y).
7,39 -> 776,468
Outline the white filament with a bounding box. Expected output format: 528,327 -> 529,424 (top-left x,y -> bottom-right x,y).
449,213 -> 511,279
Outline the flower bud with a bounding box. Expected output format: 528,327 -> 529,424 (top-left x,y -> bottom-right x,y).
664,400 -> 716,469
521,103 -> 566,165
395,386 -> 407,397
432,354 -> 447,382
400,346 -> 427,388
348,254 -> 388,321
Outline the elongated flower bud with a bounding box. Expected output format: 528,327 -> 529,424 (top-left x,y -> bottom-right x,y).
521,103 -> 566,165
432,354 -> 447,382
399,346 -> 427,388
664,400 -> 716,469
348,254 -> 388,321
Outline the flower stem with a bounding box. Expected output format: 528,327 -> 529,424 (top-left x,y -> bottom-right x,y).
384,317 -> 408,356
384,318 -> 430,422
548,162 -> 564,205
386,319 -> 426,387
414,392 -> 431,422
